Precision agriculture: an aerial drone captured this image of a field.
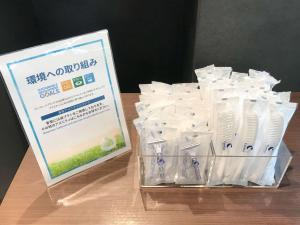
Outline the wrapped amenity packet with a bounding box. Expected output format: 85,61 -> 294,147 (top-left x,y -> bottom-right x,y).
226,99 -> 267,185
247,101 -> 297,185
176,132 -> 211,184
141,126 -> 178,185
209,97 -> 240,185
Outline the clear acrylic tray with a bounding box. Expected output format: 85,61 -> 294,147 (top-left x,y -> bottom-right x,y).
138,138 -> 292,188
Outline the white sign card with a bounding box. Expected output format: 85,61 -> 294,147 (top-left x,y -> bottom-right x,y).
0,30 -> 131,186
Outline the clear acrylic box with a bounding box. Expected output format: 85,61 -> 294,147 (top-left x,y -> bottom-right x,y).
207,142 -> 292,188
139,142 -> 215,187
138,135 -> 293,188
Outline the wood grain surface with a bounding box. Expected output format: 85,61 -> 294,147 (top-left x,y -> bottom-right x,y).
0,93 -> 300,225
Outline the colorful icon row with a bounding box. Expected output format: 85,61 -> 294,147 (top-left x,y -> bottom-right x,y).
61,73 -> 95,91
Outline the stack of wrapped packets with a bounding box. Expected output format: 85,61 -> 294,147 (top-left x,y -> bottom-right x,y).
134,65 -> 297,186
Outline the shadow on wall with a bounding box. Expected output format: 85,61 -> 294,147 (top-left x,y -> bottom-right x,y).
30,0 -> 198,92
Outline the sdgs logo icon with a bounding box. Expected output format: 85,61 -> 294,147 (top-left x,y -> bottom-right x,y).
38,84 -> 60,99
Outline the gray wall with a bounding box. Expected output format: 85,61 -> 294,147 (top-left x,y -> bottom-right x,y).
194,0 -> 300,91
0,0 -> 40,201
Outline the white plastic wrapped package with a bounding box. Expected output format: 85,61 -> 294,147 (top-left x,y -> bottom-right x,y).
226,99 -> 267,185
176,132 -> 211,184
208,97 -> 241,185
246,101 -> 297,185
141,126 -> 178,185
248,69 -> 281,89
